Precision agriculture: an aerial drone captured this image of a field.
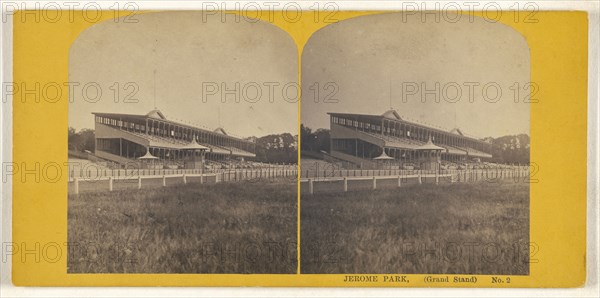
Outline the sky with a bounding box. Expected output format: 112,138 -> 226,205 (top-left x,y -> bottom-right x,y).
301,12 -> 531,139
68,11 -> 298,138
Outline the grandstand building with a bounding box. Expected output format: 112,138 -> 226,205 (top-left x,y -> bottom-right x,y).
328,110 -> 493,169
92,110 -> 256,169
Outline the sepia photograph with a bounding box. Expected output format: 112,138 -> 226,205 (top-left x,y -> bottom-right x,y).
300,12 -> 532,275
4,1 -> 594,292
66,11 -> 298,274
3,1 -> 596,293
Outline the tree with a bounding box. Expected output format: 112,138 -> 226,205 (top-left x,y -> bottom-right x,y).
68,127 -> 77,150
313,128 -> 330,153
68,127 -> 95,152
253,133 -> 298,163
300,124 -> 330,153
490,134 -> 530,164
300,124 -> 313,151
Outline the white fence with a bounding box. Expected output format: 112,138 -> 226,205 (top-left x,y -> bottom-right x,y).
300,166 -> 531,179
300,167 -> 532,195
69,163 -> 531,195
68,164 -> 297,180
70,167 -> 298,195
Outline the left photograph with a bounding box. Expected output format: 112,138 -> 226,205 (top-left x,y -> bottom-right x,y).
66,12 -> 298,274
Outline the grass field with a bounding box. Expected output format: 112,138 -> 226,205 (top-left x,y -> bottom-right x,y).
68,180 -> 297,274
300,182 -> 530,275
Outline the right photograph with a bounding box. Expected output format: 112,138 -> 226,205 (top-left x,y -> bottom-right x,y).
300,12 -> 531,275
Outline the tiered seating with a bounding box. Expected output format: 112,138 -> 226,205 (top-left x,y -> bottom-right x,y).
361,130 -> 424,150
126,130 -> 188,149
456,146 -> 493,158
203,143 -> 230,155
439,144 -> 467,155
226,146 -> 256,157
357,129 -> 493,159
124,130 -> 238,156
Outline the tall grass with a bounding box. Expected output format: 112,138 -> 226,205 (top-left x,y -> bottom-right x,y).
68,181 -> 297,273
301,182 -> 529,275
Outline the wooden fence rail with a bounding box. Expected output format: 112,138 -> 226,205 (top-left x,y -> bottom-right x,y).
300,166 -> 531,179
70,164 -> 530,195
70,168 -> 298,195
300,167 -> 531,195
68,165 -> 298,181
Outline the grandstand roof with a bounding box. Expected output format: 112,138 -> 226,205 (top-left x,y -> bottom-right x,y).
382,109 -> 402,120
327,112 -> 383,123
93,112 -> 147,121
328,111 -> 487,144
214,127 -> 228,135
146,109 -> 166,119
93,110 -> 254,144
449,128 -> 464,136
